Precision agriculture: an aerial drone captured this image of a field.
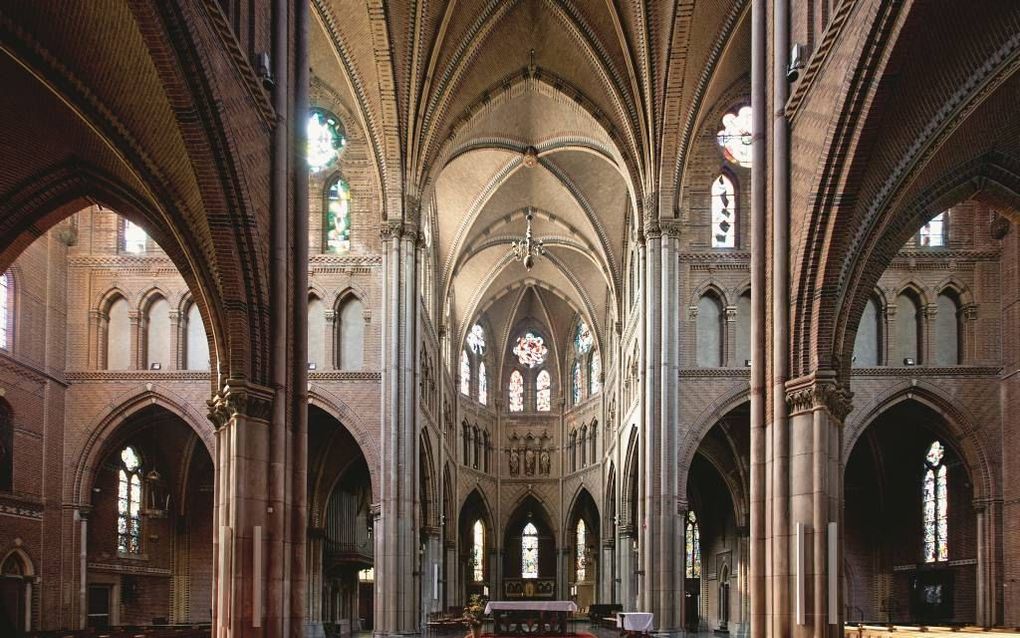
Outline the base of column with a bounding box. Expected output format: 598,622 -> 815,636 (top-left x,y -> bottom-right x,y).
305,621 -> 326,638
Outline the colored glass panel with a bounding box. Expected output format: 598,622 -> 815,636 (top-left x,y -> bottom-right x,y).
923,441 -> 948,562
467,323 -> 486,354
307,109 -> 346,172
472,520 -> 485,582
536,370 -> 550,412
522,522 -> 539,578
513,332 -> 548,368
589,351 -> 602,395
711,174 -> 736,248
325,178 -> 352,252
572,361 -> 582,404
460,350 -> 470,395
478,362 -> 487,405
575,320 -> 593,354
575,519 -> 587,581
716,106 -> 753,168
685,511 -> 701,578
509,370 -> 524,412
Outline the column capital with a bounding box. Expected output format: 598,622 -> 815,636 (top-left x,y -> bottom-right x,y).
785,370 -> 853,421
206,378 -> 275,428
659,219 -> 683,239
962,302 -> 978,321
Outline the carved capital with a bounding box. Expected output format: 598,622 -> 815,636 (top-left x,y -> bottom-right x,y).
785,371 -> 853,421
207,379 -> 275,429
724,305 -> 738,321
660,219 -> 683,239
962,303 -> 978,321
687,305 -> 698,321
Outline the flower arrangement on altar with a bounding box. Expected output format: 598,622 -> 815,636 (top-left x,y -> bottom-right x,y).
463,594 -> 488,637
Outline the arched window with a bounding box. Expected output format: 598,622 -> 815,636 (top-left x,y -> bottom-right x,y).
536,369 -> 551,412
571,360 -> 582,405
106,297 -> 131,370
918,211 -> 947,248
472,520 -> 485,582
308,297 -> 325,369
184,303 -> 209,370
144,297 -> 170,369
575,320 -> 593,354
337,297 -> 364,370
117,446 -> 143,555
685,510 -> 701,578
735,290 -> 751,366
711,174 -> 736,248
513,331 -> 548,368
0,271 -> 10,350
923,441 -> 948,563
589,350 -> 602,395
478,362 -> 487,405
521,522 -> 539,578
123,219 -> 147,254
896,292 -> 921,364
696,294 -> 723,367
0,401 -> 13,491
307,109 -> 346,172
716,105 -> 753,168
467,323 -> 486,355
935,292 -> 960,365
509,370 -> 524,412
575,519 -> 587,581
460,350 -> 471,396
853,296 -> 882,367
324,177 -> 352,253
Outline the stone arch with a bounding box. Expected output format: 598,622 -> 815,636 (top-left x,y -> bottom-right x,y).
842,382 -> 993,501
71,387 -> 215,506
419,429 -> 439,529
678,384 -> 750,502
308,389 -> 380,503
563,485 -> 601,547
621,426 -> 640,527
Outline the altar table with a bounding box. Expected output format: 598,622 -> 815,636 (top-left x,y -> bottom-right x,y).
484,601 -> 578,635
616,612 -> 654,634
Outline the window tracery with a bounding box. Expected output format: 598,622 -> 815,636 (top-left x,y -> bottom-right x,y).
460,350 -> 471,396
711,174 -> 736,248
118,446 -> 143,555
472,520 -> 485,582
0,272 -> 9,350
513,332 -> 548,368
478,362 -> 487,405
509,370 -> 524,412
716,105 -> 753,168
923,440 -> 948,563
325,177 -> 352,253
307,109 -> 346,172
536,369 -> 551,412
467,324 -> 486,355
685,510 -> 701,578
575,519 -> 587,581
589,351 -> 602,396
522,522 -> 539,578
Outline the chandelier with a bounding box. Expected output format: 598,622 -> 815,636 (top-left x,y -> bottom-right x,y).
511,209 -> 545,270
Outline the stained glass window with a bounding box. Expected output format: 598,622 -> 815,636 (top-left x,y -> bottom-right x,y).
536,370 -> 551,412
117,446 -> 142,555
325,178 -> 352,253
589,351 -> 602,396
711,174 -> 736,248
575,519 -> 587,581
467,324 -> 486,355
717,105 -> 753,168
919,212 -> 947,248
0,272 -> 9,350
472,520 -> 485,582
571,360 -> 582,404
478,362 -> 487,405
123,219 -> 147,254
307,109 -> 346,172
460,350 -> 471,396
575,320 -> 593,354
358,568 -> 374,582
509,370 -> 524,412
522,522 -> 539,578
685,511 -> 701,578
923,440 -> 949,563
513,331 -> 548,368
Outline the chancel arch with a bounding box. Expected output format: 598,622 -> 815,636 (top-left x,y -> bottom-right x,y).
458,489 -> 496,601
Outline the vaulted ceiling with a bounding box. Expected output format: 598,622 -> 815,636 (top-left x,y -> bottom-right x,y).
311,0 -> 750,363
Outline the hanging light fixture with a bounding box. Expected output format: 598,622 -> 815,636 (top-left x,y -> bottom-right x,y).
512,209 -> 545,271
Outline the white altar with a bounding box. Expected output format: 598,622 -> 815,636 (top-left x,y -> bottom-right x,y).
485,600 -> 578,635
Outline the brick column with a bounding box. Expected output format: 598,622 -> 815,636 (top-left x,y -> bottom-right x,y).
323,310 -> 336,370
923,303 -> 938,365
128,309 -> 142,369
168,310 -> 181,370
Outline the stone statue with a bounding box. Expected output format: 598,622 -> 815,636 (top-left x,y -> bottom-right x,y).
539,450 -> 551,475
509,448 -> 520,476
524,448 -> 536,475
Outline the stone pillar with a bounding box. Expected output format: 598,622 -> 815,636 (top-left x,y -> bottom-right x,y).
962,303 -> 978,364
208,380 -> 276,638
601,537 -> 615,604
306,528 -> 326,638
881,305 -> 895,366
77,506 -> 90,630
376,215 -> 421,637
923,304 -> 938,365
617,525 -> 635,610
659,221 -> 682,632
168,310 -> 181,370
423,526 -> 442,617
641,214 -> 662,623
88,309 -> 101,368
128,309 -> 142,369
724,305 -> 738,367
444,539 -> 456,612
784,373 -> 849,638
324,310 -> 337,370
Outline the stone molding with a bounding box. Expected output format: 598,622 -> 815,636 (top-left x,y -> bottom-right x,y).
678,368 -> 750,378
66,370 -> 212,382
849,365 -> 1000,377
207,379 -> 275,428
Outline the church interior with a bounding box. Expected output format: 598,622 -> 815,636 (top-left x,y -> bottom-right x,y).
0,1 -> 1019,637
